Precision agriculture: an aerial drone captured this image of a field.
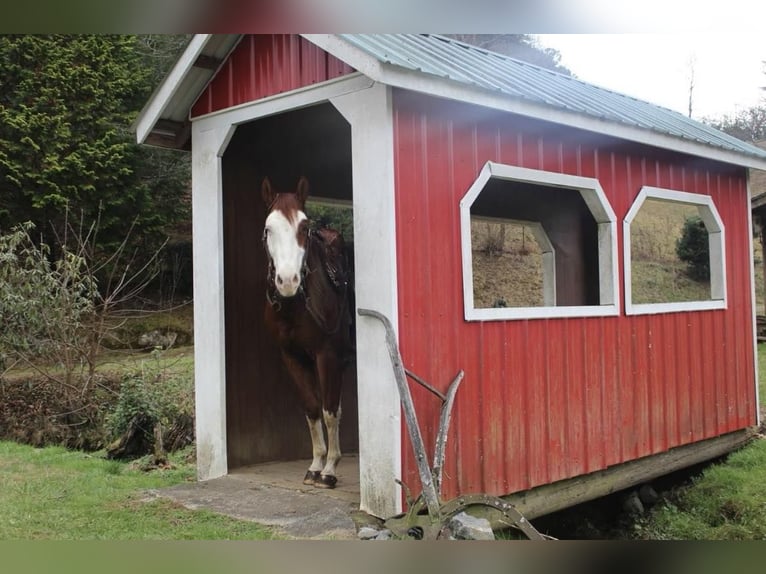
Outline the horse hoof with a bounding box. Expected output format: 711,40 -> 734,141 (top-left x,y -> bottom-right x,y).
303,470 -> 321,485
314,474 -> 338,489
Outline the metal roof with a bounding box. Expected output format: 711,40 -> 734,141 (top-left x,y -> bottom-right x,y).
339,34 -> 766,165
136,33 -> 766,169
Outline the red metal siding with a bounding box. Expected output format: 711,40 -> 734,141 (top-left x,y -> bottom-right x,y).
191,35 -> 355,118
392,91 -> 757,501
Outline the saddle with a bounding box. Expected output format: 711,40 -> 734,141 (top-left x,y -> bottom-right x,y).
312,227 -> 351,292
307,227 -> 355,347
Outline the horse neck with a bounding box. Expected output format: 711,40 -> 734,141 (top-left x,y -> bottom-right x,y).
305,233 -> 335,301
305,231 -> 350,335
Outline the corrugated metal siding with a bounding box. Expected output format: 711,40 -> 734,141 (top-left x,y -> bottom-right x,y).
342,34 -> 766,163
191,34 -> 355,118
392,91 -> 757,500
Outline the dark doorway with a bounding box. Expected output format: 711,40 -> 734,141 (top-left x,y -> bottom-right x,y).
221,102 -> 358,469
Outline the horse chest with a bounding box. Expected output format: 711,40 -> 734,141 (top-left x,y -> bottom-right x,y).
267,302 -> 323,351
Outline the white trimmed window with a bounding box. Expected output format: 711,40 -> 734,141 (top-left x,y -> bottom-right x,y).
624,186 -> 726,315
460,161 -> 619,321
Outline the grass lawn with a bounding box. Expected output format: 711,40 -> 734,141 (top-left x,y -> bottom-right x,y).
630,343 -> 766,540
0,441 -> 275,540
2,338 -> 764,540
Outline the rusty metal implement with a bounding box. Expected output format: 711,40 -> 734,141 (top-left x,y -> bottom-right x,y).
358,308 -> 548,541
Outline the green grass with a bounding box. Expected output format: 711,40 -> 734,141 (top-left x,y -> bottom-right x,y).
633,439 -> 766,540
96,345 -> 195,381
631,343 -> 766,540
0,441 -> 275,540
759,343 -> 766,405
631,259 -> 711,304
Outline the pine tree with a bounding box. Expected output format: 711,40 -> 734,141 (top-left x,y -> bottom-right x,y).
676,216 -> 710,281
0,35 -> 189,257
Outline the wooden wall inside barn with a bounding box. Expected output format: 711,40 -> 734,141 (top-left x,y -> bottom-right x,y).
391,90 -> 757,501
221,104 -> 357,469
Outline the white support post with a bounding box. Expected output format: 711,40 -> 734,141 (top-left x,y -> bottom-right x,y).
331,83 -> 402,518
191,123 -> 231,481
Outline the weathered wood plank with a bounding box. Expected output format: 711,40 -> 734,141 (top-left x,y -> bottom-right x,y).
502,429 -> 753,521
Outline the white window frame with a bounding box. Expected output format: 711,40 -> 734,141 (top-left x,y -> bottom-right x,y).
460,161 -> 620,321
623,186 -> 726,315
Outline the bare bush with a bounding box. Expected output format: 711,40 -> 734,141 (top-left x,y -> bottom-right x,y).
0,216 -> 170,447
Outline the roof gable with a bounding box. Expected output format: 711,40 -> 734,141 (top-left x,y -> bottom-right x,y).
135,33 -> 766,170
191,34 -> 355,118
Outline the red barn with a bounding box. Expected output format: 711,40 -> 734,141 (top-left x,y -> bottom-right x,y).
136,34 -> 766,519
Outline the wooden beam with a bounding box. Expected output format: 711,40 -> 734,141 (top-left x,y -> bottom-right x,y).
500,430 -> 753,521
194,54 -> 221,70
143,120 -> 190,150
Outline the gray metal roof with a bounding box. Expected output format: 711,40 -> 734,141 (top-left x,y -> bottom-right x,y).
339,34 -> 766,164
136,33 -> 766,169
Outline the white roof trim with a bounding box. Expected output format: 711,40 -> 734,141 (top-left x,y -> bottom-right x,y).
301,34 -> 385,80
305,35 -> 766,171
377,65 -> 766,171
134,34 -> 214,145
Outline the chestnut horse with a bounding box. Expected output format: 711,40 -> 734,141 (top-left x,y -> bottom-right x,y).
261,176 -> 354,489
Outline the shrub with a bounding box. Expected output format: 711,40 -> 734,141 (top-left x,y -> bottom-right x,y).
105,353 -> 194,458
0,221 -> 189,453
676,216 -> 710,281
0,222 -> 97,381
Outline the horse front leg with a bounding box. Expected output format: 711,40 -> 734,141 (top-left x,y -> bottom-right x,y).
279,349 -> 326,485
305,414 -> 327,485
316,405 -> 341,488
315,350 -> 343,489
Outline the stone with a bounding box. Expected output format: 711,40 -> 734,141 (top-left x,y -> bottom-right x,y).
357,526 -> 381,540
622,490 -> 645,515
638,484 -> 660,506
374,529 -> 392,540
448,512 -> 495,540
138,329 -> 178,350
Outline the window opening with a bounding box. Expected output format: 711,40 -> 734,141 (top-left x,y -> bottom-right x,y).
624,186 -> 725,315
460,162 -> 618,321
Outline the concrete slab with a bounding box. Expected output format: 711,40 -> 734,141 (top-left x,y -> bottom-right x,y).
149,455 -> 363,539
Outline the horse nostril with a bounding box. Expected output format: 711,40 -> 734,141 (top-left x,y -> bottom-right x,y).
276,275 -> 283,286
292,274 -> 299,285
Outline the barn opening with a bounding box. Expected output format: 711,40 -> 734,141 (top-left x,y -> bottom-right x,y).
220,102 -> 358,471
460,162 -> 618,321
624,186 -> 726,314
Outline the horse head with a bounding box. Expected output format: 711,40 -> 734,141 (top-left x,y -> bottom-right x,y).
262,176 -> 310,298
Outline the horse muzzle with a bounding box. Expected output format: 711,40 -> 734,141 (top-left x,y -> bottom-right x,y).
274,271 -> 302,297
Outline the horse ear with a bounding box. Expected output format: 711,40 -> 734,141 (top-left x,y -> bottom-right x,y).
261,177 -> 275,208
296,176 -> 309,207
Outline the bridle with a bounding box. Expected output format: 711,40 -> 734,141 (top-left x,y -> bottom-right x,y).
262,222 -> 310,312
263,216 -> 350,336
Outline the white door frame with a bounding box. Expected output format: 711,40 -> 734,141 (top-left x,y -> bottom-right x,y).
190,74 -> 402,517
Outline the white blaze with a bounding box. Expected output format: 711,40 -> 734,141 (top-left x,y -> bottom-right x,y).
264,209 -> 307,297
